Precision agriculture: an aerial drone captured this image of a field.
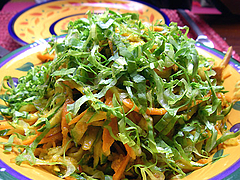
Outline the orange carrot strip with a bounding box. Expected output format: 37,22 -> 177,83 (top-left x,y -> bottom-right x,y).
68,109 -> 88,126
102,90 -> 116,155
21,129 -> 42,145
146,107 -> 167,115
102,128 -> 114,156
45,126 -> 61,137
62,98 -> 74,147
153,26 -> 164,31
108,40 -> 114,55
37,52 -> 54,62
65,176 -> 77,180
102,117 -> 118,156
22,135 -> 38,145
112,154 -> 131,180
124,143 -> 136,160
105,90 -> 113,106
122,99 -> 139,112
39,132 -> 63,144
52,141 -> 56,148
0,121 -> 14,130
69,90 -> 113,126
215,126 -> 222,135
122,99 -> 167,115
197,158 -> 209,164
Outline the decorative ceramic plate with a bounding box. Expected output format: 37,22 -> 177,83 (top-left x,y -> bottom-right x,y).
8,0 -> 170,45
0,36 -> 240,179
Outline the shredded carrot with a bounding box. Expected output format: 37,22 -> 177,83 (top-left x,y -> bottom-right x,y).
69,90 -> 113,127
22,135 -> 38,145
52,141 -> 56,148
102,117 -> 118,156
108,40 -> 114,55
112,154 -> 131,180
37,52 -> 55,62
197,158 -> 209,164
146,107 -> 167,115
102,127 -> 113,156
68,109 -> 87,126
111,155 -> 123,173
22,126 -> 62,146
45,126 -> 61,137
124,143 -> 136,160
122,99 -> 167,115
21,129 -> 42,145
102,90 -> 117,155
39,132 -> 63,144
0,121 -> 14,130
215,126 -> 222,135
105,89 -> 113,106
61,98 -> 74,147
153,26 -> 164,31
65,176 -> 77,180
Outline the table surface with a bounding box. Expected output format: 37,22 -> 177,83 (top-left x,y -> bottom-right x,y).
200,13 -> 240,58
0,1 -> 240,62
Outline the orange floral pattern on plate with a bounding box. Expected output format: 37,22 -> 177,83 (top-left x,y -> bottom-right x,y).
12,0 -> 166,45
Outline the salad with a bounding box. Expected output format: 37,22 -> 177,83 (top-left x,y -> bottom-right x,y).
1,9 -> 240,180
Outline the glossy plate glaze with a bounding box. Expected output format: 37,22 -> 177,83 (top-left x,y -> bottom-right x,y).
0,40 -> 240,180
8,0 -> 170,45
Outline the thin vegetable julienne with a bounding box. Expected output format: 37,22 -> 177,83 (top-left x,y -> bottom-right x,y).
0,9 -> 239,180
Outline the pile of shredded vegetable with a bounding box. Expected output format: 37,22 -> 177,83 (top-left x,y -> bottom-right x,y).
1,9 -> 240,180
